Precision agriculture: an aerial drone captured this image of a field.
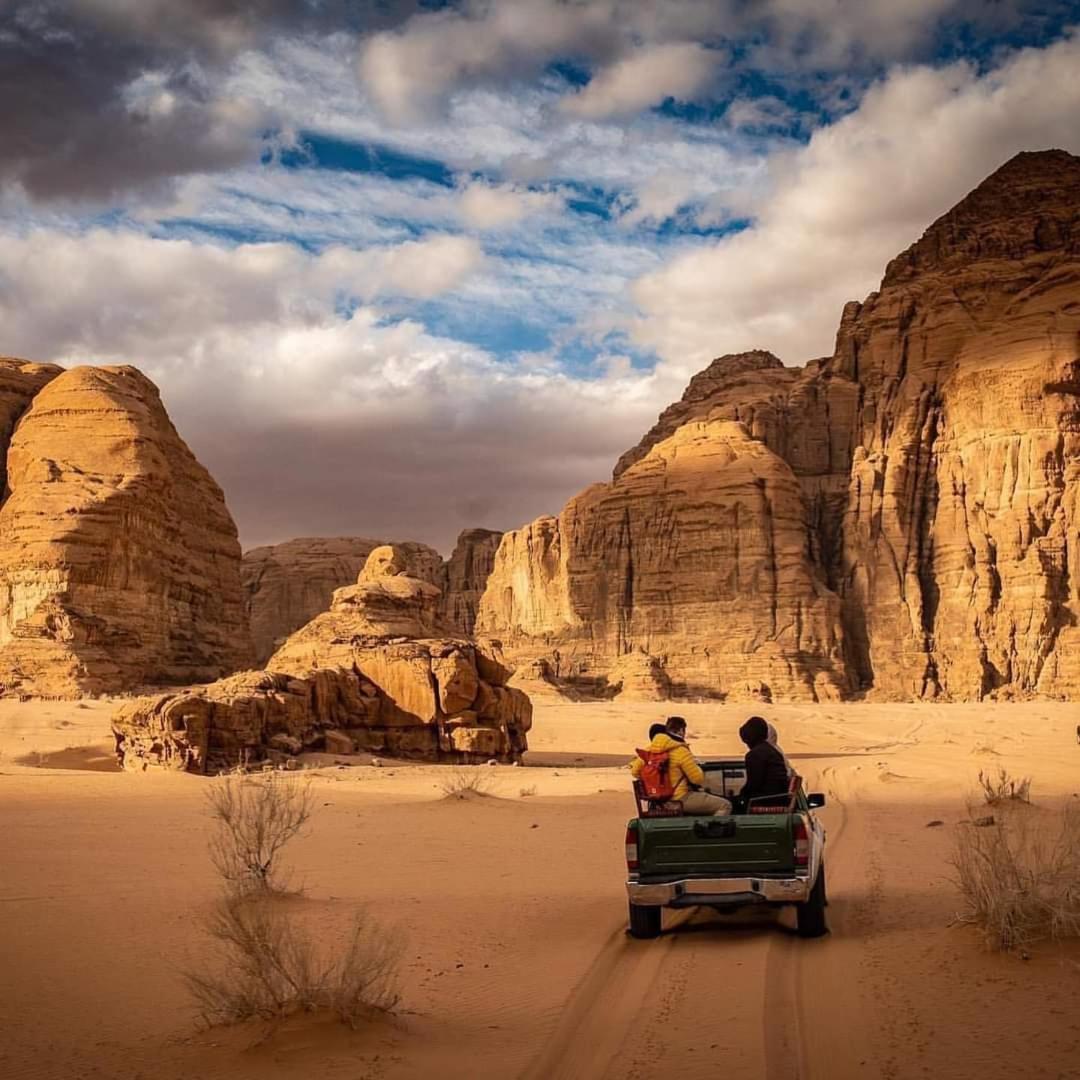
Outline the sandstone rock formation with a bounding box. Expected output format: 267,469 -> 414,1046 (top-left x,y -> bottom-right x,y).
0,358 -> 63,491
0,366 -> 251,696
112,667 -> 374,772
242,531 -> 499,665
242,536 -> 443,664
266,545 -> 531,761
476,149 -> 1080,702
833,149 -> 1080,699
606,650 -> 672,701
477,418 -> 848,700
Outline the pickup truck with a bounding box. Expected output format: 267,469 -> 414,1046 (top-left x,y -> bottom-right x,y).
625,758 -> 828,939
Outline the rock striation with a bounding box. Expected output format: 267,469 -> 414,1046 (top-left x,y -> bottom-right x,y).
834,149 -> 1080,699
266,545 -> 532,761
0,366 -> 251,696
0,358 -> 63,491
476,149 -> 1080,702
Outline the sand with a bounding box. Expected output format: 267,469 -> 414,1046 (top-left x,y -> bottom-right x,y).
2,697 -> 1080,1080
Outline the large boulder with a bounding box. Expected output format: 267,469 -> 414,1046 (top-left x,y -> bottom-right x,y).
0,366 -> 251,696
266,545 -> 531,762
112,667 -> 376,773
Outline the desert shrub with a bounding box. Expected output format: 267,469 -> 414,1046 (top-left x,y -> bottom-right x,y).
951,801 -> 1080,951
186,896 -> 401,1028
519,785 -> 538,798
439,767 -> 494,799
977,767 -> 1032,805
206,772 -> 313,894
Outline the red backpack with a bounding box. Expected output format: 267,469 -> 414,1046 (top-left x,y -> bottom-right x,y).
636,748 -> 675,801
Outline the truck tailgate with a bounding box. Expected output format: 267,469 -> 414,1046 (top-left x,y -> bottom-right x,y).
636,814 -> 795,878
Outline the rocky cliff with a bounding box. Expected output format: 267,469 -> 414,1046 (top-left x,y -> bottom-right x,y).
834,148 -> 1080,699
476,418 -> 848,700
475,149 -> 1080,701
0,365 -> 251,695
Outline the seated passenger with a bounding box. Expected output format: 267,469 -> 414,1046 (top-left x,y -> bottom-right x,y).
738,715 -> 792,809
630,716 -> 731,816
767,721 -> 794,777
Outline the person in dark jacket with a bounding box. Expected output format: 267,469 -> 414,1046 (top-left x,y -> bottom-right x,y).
738,715 -> 791,809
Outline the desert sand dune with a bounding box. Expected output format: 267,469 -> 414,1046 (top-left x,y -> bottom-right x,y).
2,698 -> 1080,1079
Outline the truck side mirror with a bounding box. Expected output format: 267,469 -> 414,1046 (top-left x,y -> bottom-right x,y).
807,792 -> 827,808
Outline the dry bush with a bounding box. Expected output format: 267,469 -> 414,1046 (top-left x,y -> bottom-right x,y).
519,785 -> 538,798
206,772 -> 313,894
186,896 -> 401,1028
439,767 -> 495,799
951,801 -> 1080,951
977,767 -> 1032,805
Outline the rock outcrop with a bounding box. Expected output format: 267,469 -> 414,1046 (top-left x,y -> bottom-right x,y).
266,545 -> 531,761
242,530 -> 501,665
242,536 -> 444,665
606,650 -> 672,701
0,366 -> 251,695
476,149 -> 1080,702
112,667 -> 375,772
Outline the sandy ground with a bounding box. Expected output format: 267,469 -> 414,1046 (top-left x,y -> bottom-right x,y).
2,696 -> 1080,1080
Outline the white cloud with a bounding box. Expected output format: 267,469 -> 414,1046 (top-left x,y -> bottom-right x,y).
0,224 -> 670,550
631,31 -> 1080,370
561,43 -> 719,120
358,0 -> 613,122
456,181 -> 561,229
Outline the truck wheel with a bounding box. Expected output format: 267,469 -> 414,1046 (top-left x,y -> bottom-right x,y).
796,865 -> 828,938
628,902 -> 662,939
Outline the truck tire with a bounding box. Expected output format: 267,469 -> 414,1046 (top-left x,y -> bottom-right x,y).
628,902 -> 662,939
796,864 -> 828,938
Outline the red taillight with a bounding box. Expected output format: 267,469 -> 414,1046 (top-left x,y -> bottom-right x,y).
793,816 -> 809,869
625,826 -> 639,871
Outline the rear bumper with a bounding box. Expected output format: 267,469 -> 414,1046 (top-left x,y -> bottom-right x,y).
627,875 -> 811,907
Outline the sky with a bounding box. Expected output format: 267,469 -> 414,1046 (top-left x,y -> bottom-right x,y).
2,1 -> 1080,553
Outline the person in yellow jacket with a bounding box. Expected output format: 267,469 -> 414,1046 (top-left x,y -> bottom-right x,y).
630,716 -> 731,815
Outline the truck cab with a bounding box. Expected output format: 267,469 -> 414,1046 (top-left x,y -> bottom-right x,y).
625,758 -> 828,939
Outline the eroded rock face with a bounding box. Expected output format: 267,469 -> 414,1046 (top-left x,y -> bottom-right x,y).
0,366 -> 251,696
242,537 -> 444,665
112,668 -> 375,773
477,419 -> 848,700
266,546 -> 531,762
0,358 -> 63,491
834,149 -> 1080,699
439,528 -> 504,635
477,150 -> 1080,702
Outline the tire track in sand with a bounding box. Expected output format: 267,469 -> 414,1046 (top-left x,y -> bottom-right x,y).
763,761 -> 883,1080
519,923 -> 680,1080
